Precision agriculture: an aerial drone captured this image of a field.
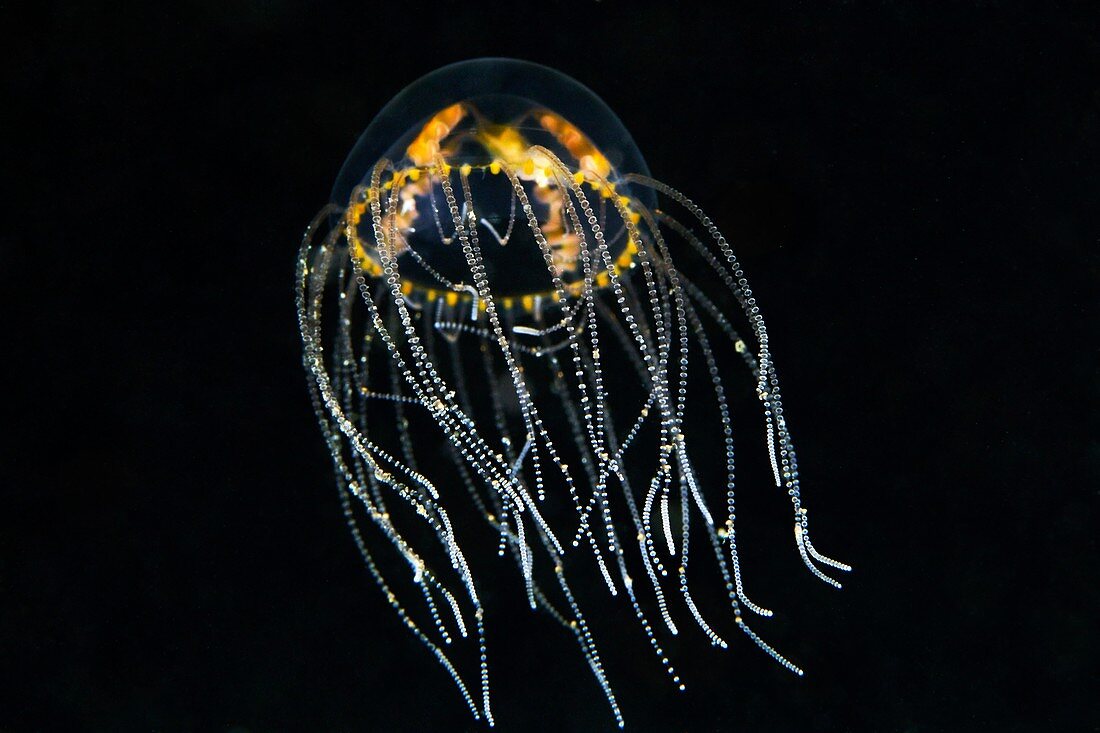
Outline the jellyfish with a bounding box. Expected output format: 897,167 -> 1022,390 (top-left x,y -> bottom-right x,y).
296,58 -> 850,728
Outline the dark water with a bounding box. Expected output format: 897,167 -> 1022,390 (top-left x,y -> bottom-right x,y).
6,3 -> 1096,732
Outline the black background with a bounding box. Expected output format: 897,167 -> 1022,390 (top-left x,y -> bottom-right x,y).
6,2 -> 1097,732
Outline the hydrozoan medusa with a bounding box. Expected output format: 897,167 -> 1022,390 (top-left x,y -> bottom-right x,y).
297,58 -> 849,728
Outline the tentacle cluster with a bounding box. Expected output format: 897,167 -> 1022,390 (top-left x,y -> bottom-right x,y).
297,152 -> 849,728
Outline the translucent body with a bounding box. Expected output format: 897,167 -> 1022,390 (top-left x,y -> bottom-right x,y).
337,59 -> 653,299
297,58 -> 849,728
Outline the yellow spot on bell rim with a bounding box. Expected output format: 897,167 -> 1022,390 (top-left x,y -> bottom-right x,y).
489,161 -> 501,175
348,201 -> 366,225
